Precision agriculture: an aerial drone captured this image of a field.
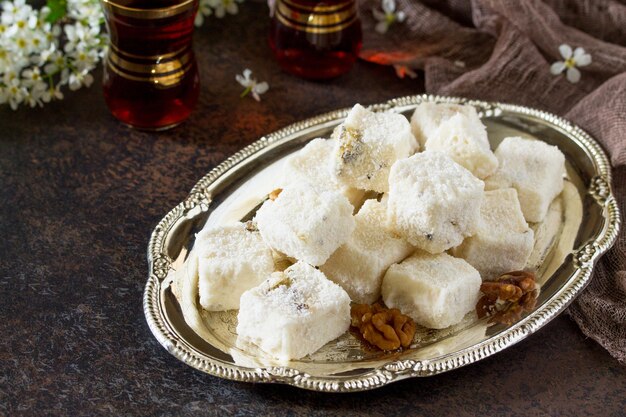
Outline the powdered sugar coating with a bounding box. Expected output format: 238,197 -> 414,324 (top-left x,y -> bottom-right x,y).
382,251 -> 481,329
195,223 -> 275,311
320,199 -> 414,304
484,136 -> 565,223
331,104 -> 418,193
424,112 -> 498,179
280,138 -> 365,207
387,151 -> 484,253
452,188 -> 534,280
255,182 -> 356,266
410,102 -> 481,149
236,261 -> 351,361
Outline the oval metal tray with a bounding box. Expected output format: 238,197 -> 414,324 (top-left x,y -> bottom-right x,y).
144,95 -> 620,392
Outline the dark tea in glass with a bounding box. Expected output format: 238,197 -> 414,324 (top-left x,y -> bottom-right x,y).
269,0 -> 362,80
101,0 -> 200,130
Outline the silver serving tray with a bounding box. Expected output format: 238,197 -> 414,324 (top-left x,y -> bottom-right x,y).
144,95 -> 620,392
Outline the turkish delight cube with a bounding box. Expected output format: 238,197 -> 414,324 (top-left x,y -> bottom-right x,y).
424,112 -> 498,179
410,102 -> 482,149
387,151 -> 484,253
255,182 -> 355,266
195,222 -> 275,311
484,136 -> 565,223
451,188 -> 535,280
331,104 -> 418,193
320,199 -> 414,304
382,251 -> 481,329
280,138 -> 365,208
236,261 -> 351,361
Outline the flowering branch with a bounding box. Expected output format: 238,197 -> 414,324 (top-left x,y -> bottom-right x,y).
0,0 -> 107,109
195,0 -> 244,27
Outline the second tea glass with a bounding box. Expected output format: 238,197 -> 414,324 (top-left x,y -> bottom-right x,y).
269,0 -> 362,80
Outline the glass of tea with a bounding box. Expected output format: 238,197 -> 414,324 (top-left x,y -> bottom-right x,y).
101,0 -> 200,130
269,0 -> 362,80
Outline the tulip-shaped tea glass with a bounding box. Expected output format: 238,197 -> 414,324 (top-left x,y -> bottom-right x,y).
101,0 -> 200,130
269,0 -> 362,79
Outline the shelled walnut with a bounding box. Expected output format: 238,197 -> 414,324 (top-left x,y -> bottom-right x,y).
476,270 -> 538,325
350,303 -> 416,351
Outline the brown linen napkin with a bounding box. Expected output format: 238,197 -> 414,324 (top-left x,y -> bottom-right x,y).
357,0 -> 626,363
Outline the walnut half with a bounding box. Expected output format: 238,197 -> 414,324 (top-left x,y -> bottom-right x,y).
476,270 -> 538,325
350,303 -> 416,351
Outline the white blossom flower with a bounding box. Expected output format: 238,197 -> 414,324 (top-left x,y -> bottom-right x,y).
63,23 -> 99,53
195,0 -> 213,27
1,0 -> 30,25
550,44 -> 591,84
33,43 -> 56,66
68,70 -> 93,90
208,0 -> 243,18
21,67 -> 45,89
191,0 -> 246,26
41,85 -> 63,102
43,50 -> 66,75
67,0 -> 101,27
3,67 -> 19,84
236,68 -> 268,101
2,77 -> 27,109
23,86 -> 45,107
373,0 -> 405,34
71,49 -> 98,72
44,24 -> 62,48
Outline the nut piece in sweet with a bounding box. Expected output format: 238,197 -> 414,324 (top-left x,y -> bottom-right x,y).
337,126 -> 364,164
268,188 -> 283,201
244,220 -> 258,232
350,303 -> 416,351
476,270 -> 538,325
273,254 -> 294,272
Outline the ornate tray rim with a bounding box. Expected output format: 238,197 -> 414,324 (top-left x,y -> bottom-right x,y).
144,94 -> 621,392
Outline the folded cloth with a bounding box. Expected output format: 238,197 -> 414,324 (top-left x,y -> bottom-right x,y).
358,0 -> 626,364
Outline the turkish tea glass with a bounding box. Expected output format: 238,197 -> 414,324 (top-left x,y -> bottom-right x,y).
269,0 -> 362,80
101,0 -> 200,130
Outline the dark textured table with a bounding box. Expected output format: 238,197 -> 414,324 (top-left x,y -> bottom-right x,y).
1,4 -> 625,416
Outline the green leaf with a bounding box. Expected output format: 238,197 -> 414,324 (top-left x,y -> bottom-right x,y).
45,0 -> 68,24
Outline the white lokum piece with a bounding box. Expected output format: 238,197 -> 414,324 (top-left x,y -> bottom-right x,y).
236,261 -> 351,361
331,103 -> 418,193
320,199 -> 414,304
280,138 -> 365,208
484,136 -> 565,223
255,182 -> 355,266
451,188 -> 534,280
195,223 -> 275,311
424,112 -> 498,179
382,251 -> 481,329
410,102 -> 482,149
387,151 -> 484,253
